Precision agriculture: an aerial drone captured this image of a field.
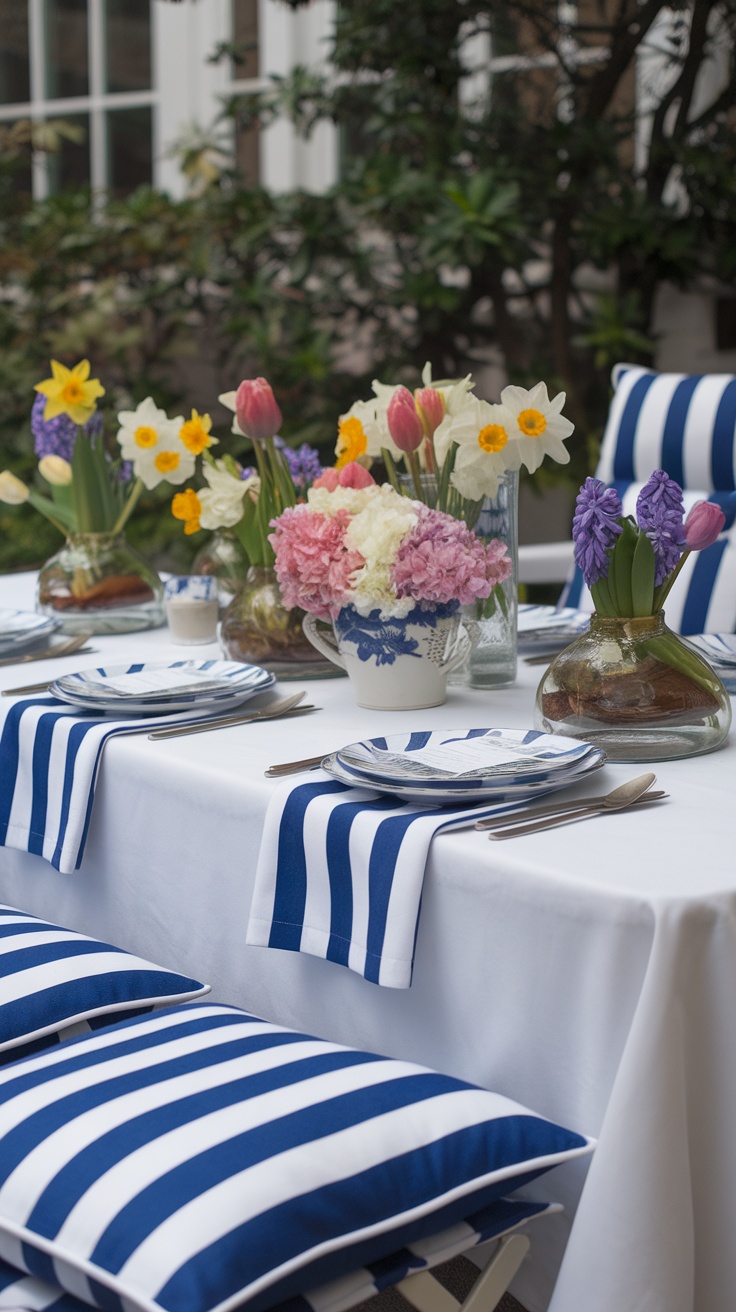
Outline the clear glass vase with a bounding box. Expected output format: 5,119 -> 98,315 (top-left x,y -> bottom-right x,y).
191,530 -> 250,611
534,611 -> 732,761
451,469 -> 519,689
219,565 -> 316,670
36,532 -> 164,635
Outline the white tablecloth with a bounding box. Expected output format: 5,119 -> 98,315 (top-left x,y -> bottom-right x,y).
1,572 -> 735,1312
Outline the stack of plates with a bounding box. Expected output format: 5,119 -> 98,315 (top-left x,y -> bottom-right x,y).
0,609 -> 60,658
49,659 -> 275,715
322,727 -> 605,805
518,604 -> 589,656
685,634 -> 736,693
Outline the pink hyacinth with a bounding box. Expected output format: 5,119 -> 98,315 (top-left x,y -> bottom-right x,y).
269,504 -> 364,618
684,500 -> 725,551
235,377 -> 283,442
392,506 -> 512,607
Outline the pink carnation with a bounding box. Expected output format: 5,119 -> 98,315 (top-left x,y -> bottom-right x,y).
269,504 -> 364,617
392,506 -> 511,607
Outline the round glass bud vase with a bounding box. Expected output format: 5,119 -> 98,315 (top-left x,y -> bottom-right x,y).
36,532 -> 164,635
219,565 -> 315,669
191,530 -> 250,611
534,611 -> 732,762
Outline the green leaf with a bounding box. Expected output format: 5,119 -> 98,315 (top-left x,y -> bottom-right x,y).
631,532 -> 656,616
607,518 -> 636,617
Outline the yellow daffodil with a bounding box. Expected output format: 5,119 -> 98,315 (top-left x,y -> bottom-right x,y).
171,488 -> 202,535
180,409 -> 217,456
34,359 -> 105,426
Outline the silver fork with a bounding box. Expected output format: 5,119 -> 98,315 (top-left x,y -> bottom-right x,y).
265,752 -> 330,777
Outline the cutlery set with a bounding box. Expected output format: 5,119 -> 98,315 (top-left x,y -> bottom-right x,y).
0,631 -> 94,670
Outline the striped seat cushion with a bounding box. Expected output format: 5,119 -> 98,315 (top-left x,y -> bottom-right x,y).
0,906 -> 209,1064
562,483 -> 736,634
597,364 -> 736,491
0,1001 -> 593,1312
0,1198 -> 556,1312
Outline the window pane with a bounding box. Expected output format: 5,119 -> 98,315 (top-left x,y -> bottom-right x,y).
107,105 -> 152,194
45,0 -> 89,99
0,2 -> 30,104
232,0 -> 258,79
46,113 -> 89,191
105,0 -> 151,94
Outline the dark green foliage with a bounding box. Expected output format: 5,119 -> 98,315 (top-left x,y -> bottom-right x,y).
1,0 -> 734,571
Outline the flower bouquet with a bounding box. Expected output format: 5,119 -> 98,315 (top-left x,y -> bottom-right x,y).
169,377 -> 325,666
534,471 -> 732,760
0,360 -> 214,631
269,474 -> 511,708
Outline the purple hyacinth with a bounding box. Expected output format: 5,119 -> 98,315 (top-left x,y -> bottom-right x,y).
636,471 -> 686,586
282,443 -> 323,490
572,477 -> 623,586
30,393 -> 104,460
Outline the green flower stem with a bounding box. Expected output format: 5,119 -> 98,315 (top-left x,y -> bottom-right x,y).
407,449 -> 425,501
111,478 -> 144,536
654,549 -> 691,611
437,443 -> 457,514
381,449 -> 403,496
590,577 -> 616,616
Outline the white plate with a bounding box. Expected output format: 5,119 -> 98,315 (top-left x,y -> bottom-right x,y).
0,609 -> 61,656
50,660 -> 275,715
517,605 -> 589,653
322,750 -> 605,806
685,635 -> 736,692
335,727 -> 601,789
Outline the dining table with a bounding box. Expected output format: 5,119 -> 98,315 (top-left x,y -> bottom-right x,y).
0,569 -> 735,1312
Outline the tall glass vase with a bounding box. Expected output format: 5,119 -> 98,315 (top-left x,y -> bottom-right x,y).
451,469 -> 519,688
191,530 -> 250,611
36,532 -> 164,635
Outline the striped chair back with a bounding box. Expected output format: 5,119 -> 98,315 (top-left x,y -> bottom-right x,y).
563,365 -> 736,633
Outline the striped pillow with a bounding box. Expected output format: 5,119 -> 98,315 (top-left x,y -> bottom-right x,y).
0,1198 -> 556,1312
0,905 -> 209,1063
597,364 -> 736,491
0,1002 -> 593,1312
563,483 -> 736,634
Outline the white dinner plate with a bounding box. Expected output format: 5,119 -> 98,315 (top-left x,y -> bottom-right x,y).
335,727 -> 601,789
0,609 -> 61,656
49,659 -> 275,715
322,749 -> 605,806
517,605 -> 589,653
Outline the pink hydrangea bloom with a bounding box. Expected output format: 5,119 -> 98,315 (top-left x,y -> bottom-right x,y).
392,506 -> 511,607
269,504 -> 364,617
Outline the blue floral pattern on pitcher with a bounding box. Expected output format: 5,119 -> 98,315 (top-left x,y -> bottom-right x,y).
335,602 -> 458,666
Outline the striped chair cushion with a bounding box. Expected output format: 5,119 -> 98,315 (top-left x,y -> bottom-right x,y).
0,1198 -> 556,1312
597,364 -> 736,491
0,1002 -> 593,1312
0,906 -> 209,1063
562,483 -> 736,635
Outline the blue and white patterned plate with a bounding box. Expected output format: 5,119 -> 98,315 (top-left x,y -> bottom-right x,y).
323,747 -> 606,806
335,727 -> 603,791
49,659 -> 275,715
0,609 -> 60,656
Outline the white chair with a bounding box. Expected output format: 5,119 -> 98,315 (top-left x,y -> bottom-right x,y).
519,364 -> 736,633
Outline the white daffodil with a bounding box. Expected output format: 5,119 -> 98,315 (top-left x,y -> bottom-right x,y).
116,397 -> 192,489
420,361 -> 475,416
500,382 -> 574,474
198,459 -> 254,530
218,390 -> 244,437
434,394 -> 517,499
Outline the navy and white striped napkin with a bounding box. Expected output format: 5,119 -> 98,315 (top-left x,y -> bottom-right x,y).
248,775 -> 533,989
0,694 -> 227,875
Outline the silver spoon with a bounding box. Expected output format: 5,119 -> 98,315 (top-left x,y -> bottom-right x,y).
487,775 -> 665,840
147,691 -> 309,740
475,772 -> 657,831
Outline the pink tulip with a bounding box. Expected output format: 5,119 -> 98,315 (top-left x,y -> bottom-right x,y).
386,386 -> 424,452
338,462 -> 374,489
414,387 -> 445,438
684,500 -> 725,551
313,468 -> 340,491
234,378 -> 283,442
